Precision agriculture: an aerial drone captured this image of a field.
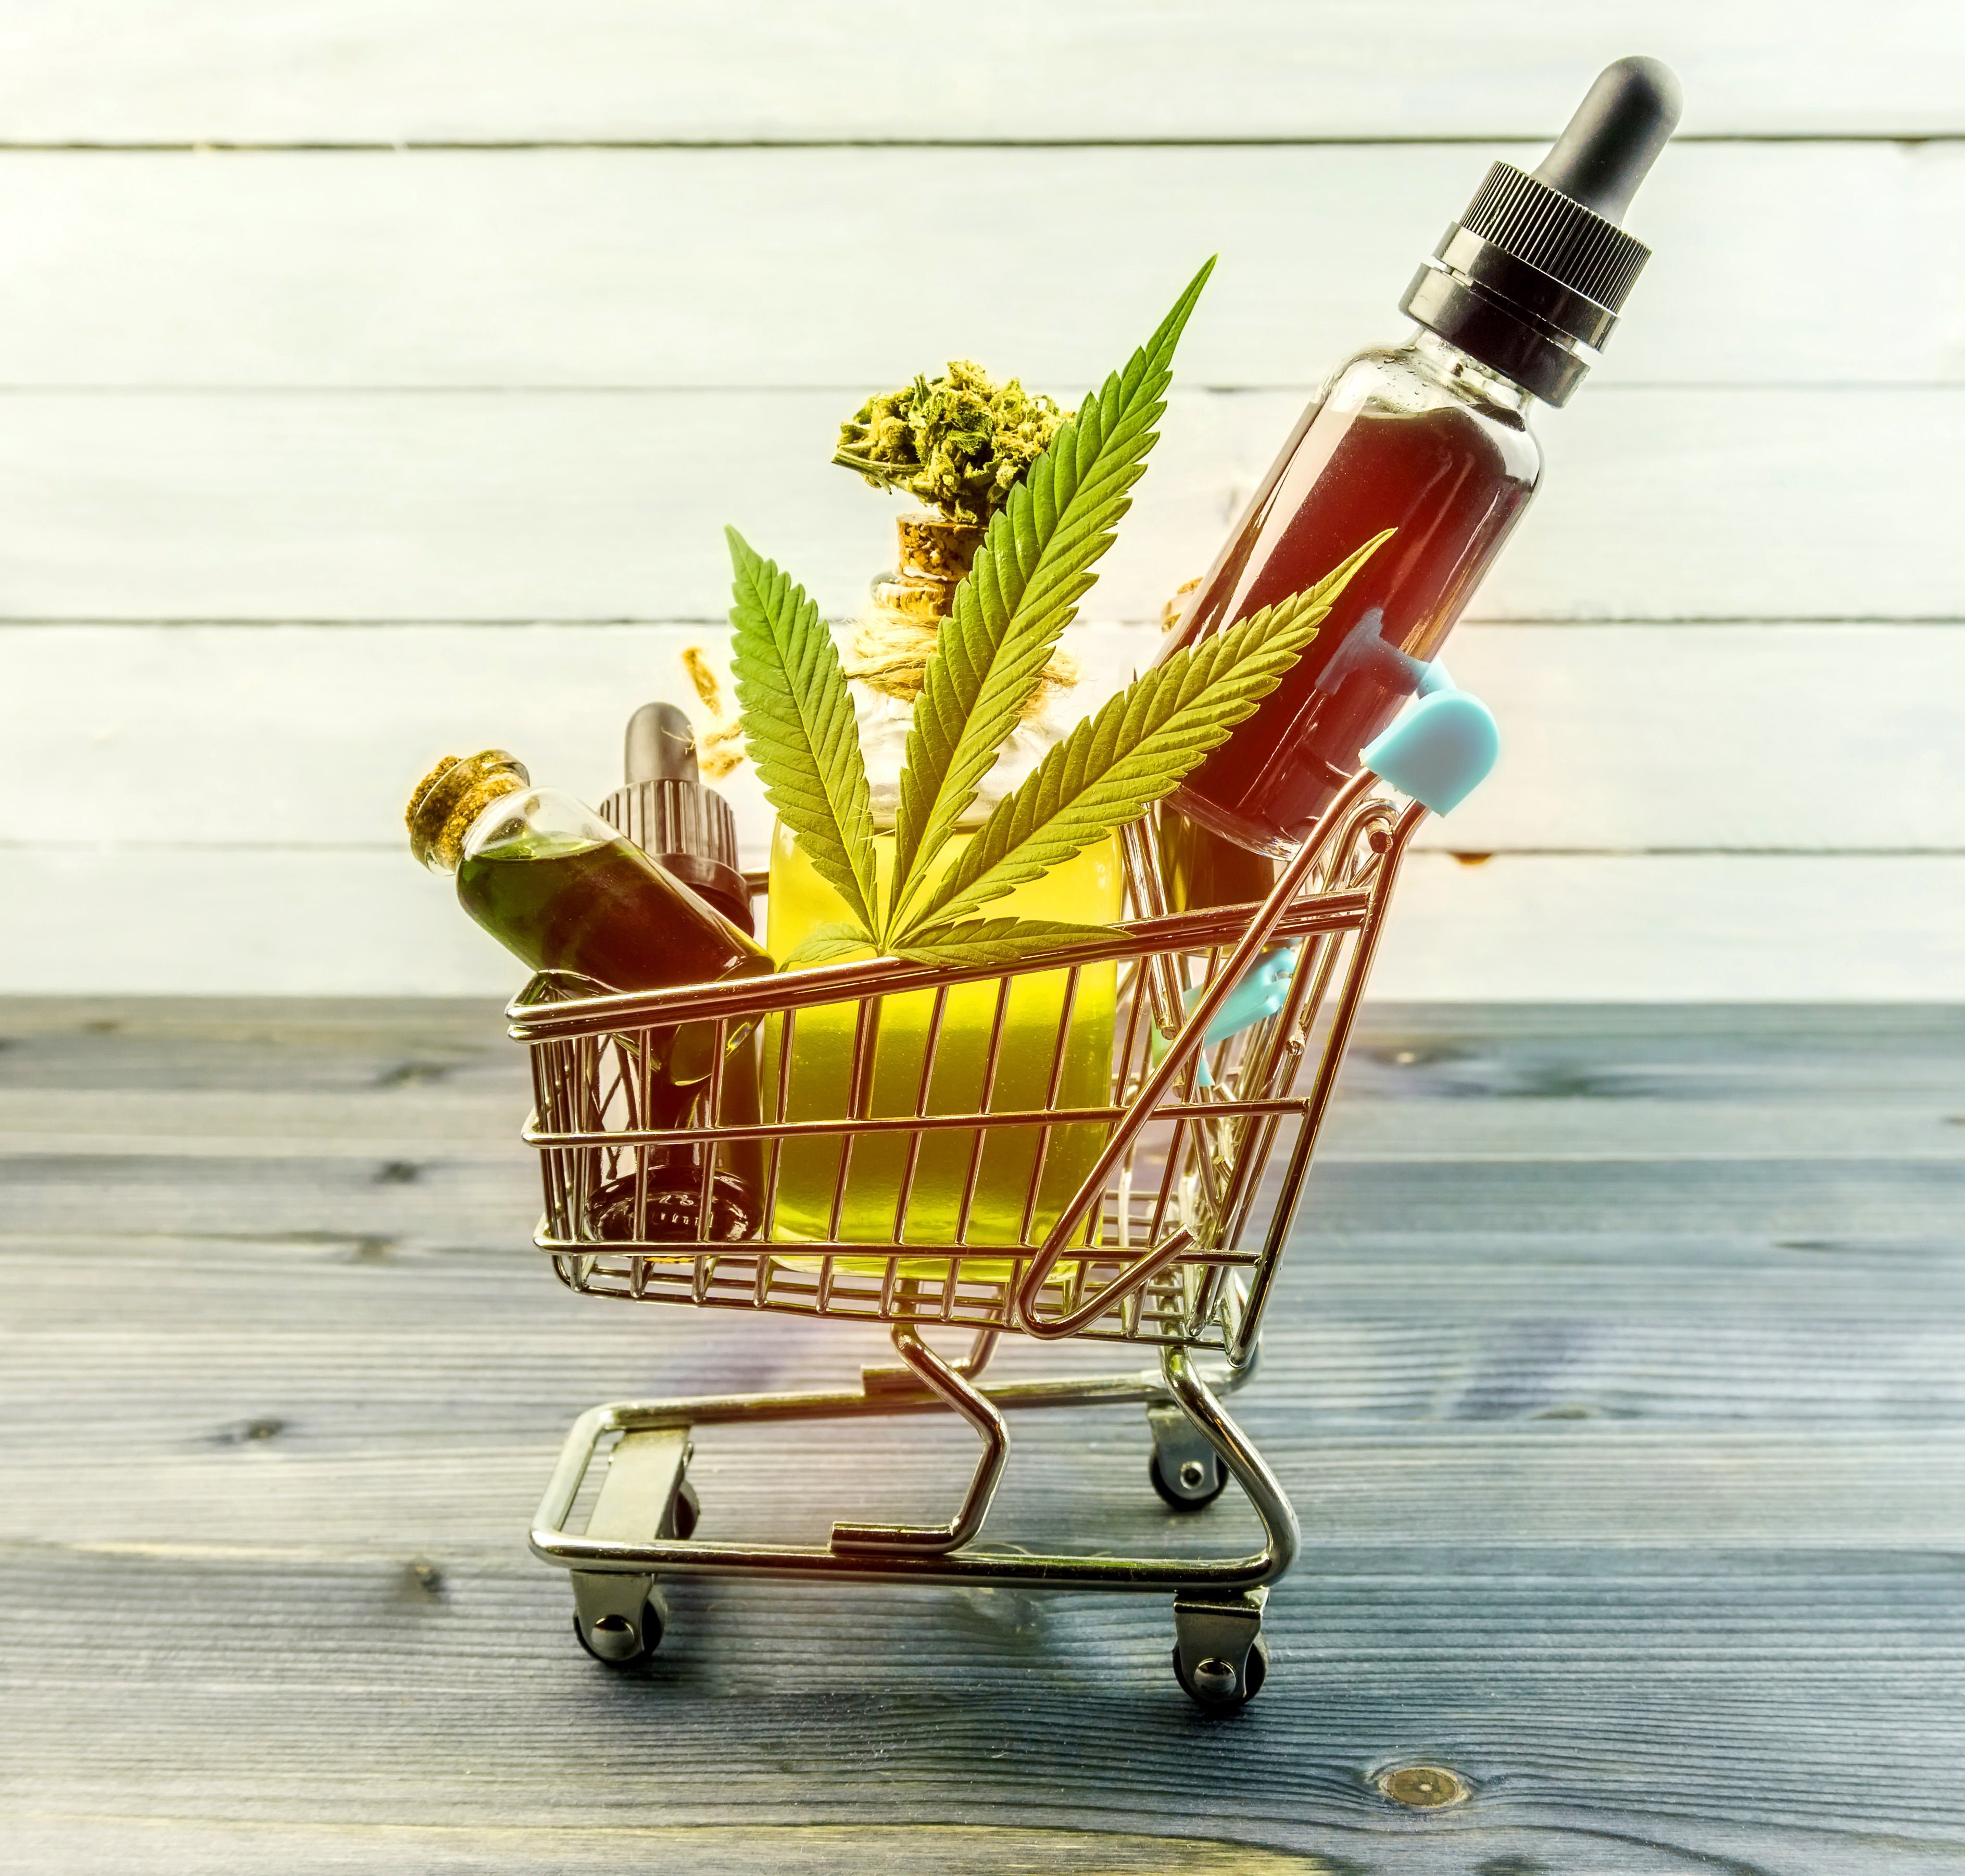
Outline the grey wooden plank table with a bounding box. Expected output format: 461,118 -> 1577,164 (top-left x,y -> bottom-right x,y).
2,998 -> 1962,1875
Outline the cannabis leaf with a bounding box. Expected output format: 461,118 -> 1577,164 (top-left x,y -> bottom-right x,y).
884,258 -> 1217,929
725,527 -> 879,935
896,530 -> 1392,940
777,921 -> 878,968
726,260 -> 1391,983
888,918 -> 1120,970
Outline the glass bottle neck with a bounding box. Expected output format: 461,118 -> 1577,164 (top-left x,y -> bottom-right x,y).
1410,330 -> 1535,416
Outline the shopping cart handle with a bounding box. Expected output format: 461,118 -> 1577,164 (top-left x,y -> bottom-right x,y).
1362,687 -> 1498,816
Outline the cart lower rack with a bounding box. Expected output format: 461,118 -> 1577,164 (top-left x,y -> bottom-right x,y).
510,734 -> 1465,1709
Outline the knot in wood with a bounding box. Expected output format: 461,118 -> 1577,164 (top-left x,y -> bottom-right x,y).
1376,1764 -> 1470,1808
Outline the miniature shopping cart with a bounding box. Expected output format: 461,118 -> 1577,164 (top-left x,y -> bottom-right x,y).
510,690 -> 1497,1710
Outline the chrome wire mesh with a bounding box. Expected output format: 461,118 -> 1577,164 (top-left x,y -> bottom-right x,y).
510,791 -> 1419,1352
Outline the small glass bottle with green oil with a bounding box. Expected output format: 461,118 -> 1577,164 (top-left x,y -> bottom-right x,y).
408,747 -> 775,1237
762,514 -> 1123,1251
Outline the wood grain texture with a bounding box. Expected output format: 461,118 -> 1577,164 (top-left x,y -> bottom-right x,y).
8,993 -> 1959,1087
2,998 -> 1962,1871
0,1819 -> 1346,1876
2,1543 -> 1962,1867
0,144 -> 1955,388
0,387 -> 1954,623
12,1143 -> 1965,1248
8,1087 -> 1961,1163
0,0 -> 1955,142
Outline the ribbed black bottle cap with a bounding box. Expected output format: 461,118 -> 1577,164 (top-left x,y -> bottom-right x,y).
1461,162 -> 1652,310
1400,57 -> 1681,406
599,702 -> 753,934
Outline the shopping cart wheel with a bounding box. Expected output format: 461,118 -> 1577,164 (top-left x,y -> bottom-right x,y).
572,1600 -> 663,1665
570,1571 -> 667,1666
1148,1446 -> 1228,1512
1171,1633 -> 1268,1711
1146,1404 -> 1228,1511
1172,1590 -> 1269,1711
666,1478 -> 701,1541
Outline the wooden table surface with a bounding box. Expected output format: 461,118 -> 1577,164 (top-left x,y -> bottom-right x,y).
3,998 -> 1962,1874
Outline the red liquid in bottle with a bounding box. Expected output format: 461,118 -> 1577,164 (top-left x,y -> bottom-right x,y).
1163,339 -> 1542,854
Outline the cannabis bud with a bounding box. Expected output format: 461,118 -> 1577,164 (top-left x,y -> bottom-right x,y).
833,360 -> 1072,526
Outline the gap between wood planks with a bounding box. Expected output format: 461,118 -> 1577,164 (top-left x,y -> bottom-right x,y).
0,133 -> 1960,151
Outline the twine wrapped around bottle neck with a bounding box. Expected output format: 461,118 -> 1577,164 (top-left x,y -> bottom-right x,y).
841,512 -> 1079,714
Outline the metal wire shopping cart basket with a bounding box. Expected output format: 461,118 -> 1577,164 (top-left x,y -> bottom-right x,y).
512,706 -> 1485,1709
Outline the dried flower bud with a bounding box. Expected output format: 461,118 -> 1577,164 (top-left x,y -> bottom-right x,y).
833,360 -> 1072,525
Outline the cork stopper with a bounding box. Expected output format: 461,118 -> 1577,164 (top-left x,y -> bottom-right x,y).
870,512 -> 985,625
406,749 -> 529,873
897,511 -> 982,581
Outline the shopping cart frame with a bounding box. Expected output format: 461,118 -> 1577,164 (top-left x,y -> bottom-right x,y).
512,765 -> 1431,1708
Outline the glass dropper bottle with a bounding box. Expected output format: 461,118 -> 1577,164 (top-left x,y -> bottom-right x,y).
597,703 -> 767,1235
1158,56 -> 1682,856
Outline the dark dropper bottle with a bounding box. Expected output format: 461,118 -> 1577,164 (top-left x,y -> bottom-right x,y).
595,703 -> 765,1238
1160,56 -> 1682,856
600,703 -> 755,934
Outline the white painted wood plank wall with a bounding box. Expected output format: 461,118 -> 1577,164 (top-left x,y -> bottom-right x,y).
1,2 -> 1958,140
0,1 -> 1958,997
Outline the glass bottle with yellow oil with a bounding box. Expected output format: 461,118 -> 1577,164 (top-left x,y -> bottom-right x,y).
761,505 -> 1123,1251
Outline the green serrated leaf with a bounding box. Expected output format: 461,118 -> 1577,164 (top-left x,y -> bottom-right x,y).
725,527 -> 880,936
885,258 -> 1217,926
777,921 -> 876,969
898,530 -> 1393,937
888,918 -> 1120,969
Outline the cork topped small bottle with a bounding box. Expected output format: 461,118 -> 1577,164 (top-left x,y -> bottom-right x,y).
409,748 -> 777,1242
407,748 -> 772,1004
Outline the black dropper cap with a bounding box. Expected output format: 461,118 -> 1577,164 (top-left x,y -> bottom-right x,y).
599,702 -> 753,934
1400,57 -> 1682,406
